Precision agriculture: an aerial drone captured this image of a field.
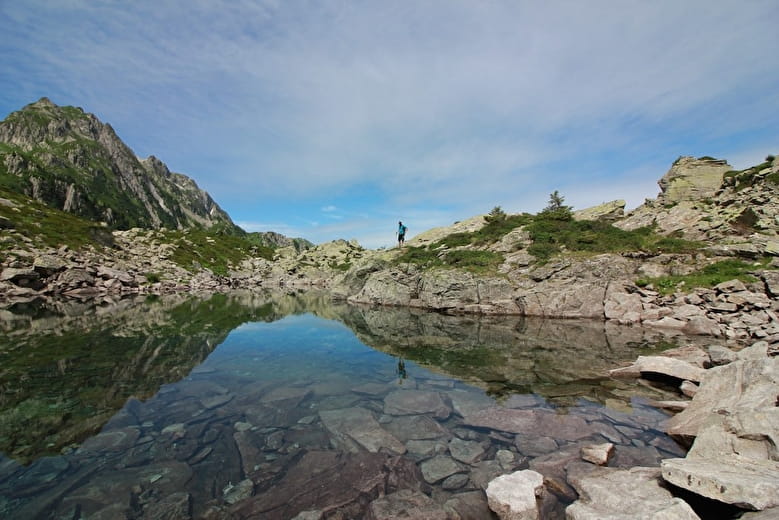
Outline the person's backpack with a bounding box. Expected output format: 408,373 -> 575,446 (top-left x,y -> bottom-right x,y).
400,225 -> 407,234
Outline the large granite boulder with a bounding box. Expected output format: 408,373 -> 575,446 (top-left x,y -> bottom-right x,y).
566,467 -> 700,520
661,341 -> 779,511
658,156 -> 731,204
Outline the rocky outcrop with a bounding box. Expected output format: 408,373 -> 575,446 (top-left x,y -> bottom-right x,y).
566,467 -> 700,520
571,337 -> 779,517
573,199 -> 625,222
658,156 -> 732,204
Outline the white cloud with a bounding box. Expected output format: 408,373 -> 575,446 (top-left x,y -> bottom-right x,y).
2,0 -> 778,246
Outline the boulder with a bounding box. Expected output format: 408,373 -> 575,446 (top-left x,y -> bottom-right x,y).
566,467 -> 700,520
662,456 -> 779,510
573,200 -> 626,222
658,156 -> 731,203
485,470 -> 544,520
665,345 -> 778,440
609,356 -> 705,383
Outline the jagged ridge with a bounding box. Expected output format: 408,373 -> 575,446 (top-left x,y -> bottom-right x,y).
0,97 -> 239,232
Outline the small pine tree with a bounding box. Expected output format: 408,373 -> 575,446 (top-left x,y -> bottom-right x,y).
540,191 -> 573,220
486,205 -> 507,223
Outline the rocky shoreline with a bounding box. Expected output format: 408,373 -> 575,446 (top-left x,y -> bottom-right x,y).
485,338 -> 779,519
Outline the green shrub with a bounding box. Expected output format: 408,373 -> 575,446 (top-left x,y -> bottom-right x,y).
443,250 -> 504,273
635,259 -> 760,295
145,272 -> 162,284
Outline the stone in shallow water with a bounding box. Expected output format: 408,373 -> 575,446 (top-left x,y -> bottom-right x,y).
383,415 -> 448,442
231,450 -> 426,519
224,479 -> 254,505
405,440 -> 448,459
449,390 -> 495,417
367,489 -> 454,519
319,407 -> 406,454
515,435 -> 558,457
464,407 -> 593,441
448,437 -> 485,465
78,427 -> 141,453
420,455 -> 465,484
580,443 -> 614,466
201,393 -> 233,410
383,390 -> 451,419
444,491 -> 493,520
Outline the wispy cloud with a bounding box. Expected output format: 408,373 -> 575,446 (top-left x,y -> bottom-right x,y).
2,0 -> 777,246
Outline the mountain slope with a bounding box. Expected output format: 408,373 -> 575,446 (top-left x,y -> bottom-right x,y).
0,98 -> 238,232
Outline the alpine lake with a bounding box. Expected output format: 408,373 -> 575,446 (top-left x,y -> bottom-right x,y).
0,290 -> 725,519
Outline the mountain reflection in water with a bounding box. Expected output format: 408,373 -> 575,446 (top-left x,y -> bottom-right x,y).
0,291 -> 720,519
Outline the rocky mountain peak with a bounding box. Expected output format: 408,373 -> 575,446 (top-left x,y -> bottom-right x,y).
0,98 -> 240,233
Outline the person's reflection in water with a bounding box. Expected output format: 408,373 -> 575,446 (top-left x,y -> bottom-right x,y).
396,357 -> 407,384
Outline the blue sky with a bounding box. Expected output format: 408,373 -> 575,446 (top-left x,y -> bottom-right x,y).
1,1 -> 777,248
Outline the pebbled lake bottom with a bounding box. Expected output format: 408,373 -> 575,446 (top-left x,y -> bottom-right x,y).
0,290 -> 725,519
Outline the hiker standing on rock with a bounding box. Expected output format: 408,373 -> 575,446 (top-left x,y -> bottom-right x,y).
397,221 -> 407,248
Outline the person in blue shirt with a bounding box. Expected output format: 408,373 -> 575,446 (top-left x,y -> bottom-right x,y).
397,221 -> 407,248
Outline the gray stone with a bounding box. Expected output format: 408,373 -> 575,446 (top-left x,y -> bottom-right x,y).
441,473 -> 469,490
448,437 -> 485,465
707,344 -> 737,366
580,443 -> 613,466
515,435 -> 558,457
384,390 -> 451,419
485,470 -> 544,520
420,455 -> 464,484
367,489 -> 454,520
319,407 -> 406,455
444,491 -> 493,520
662,456 -> 779,510
566,467 -> 700,520
609,355 -> 705,382
464,408 -> 593,441
666,350 -> 778,439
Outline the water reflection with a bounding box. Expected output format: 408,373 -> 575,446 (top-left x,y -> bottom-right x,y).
0,291 -> 722,519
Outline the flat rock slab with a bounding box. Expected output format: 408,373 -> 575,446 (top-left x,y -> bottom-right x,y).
232,450 -> 425,519
384,390 -> 451,419
419,455 -> 465,484
662,456 -> 779,510
382,415 -> 448,442
610,355 -> 705,383
464,408 -> 593,441
486,470 -> 544,520
666,351 -> 778,439
319,407 -> 406,455
566,467 -> 700,520
367,489 -> 455,520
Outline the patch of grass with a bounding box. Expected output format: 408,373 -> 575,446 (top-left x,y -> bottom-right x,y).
635,259 -> 765,295
145,272 -> 162,284
163,229 -> 274,275
526,215 -> 702,262
443,250 -> 504,273
0,186 -> 114,251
